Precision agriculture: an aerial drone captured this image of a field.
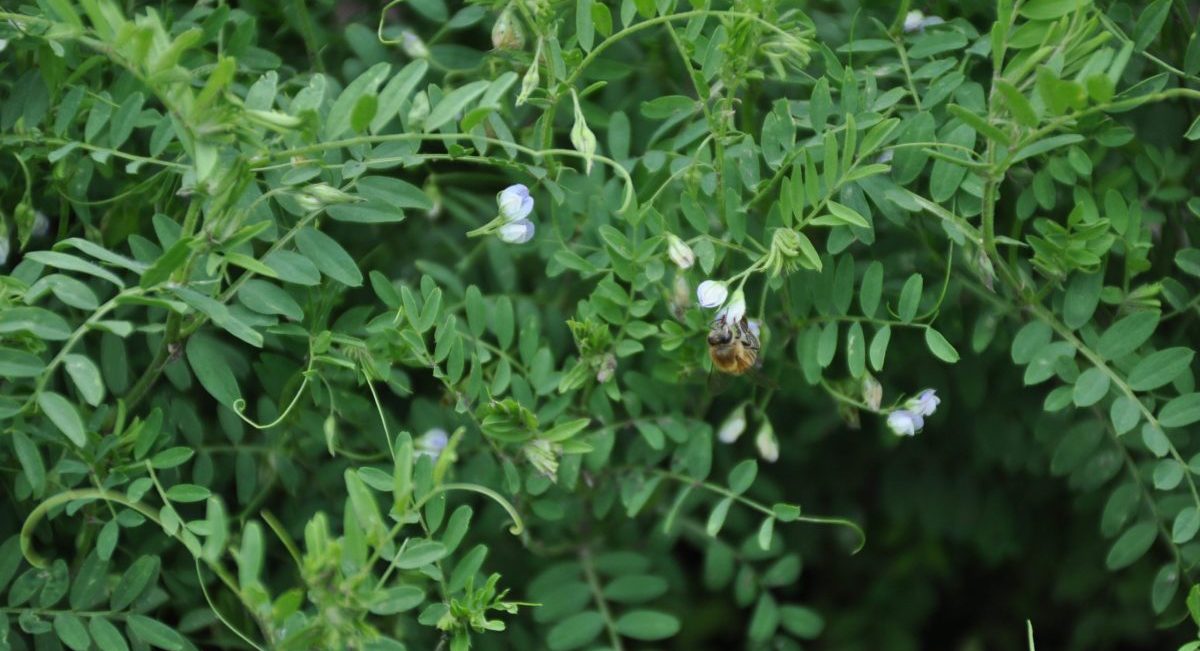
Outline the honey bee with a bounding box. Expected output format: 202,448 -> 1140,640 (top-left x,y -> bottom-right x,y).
707,317 -> 761,375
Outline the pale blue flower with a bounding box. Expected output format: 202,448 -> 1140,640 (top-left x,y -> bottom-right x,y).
887,410 -> 924,437
416,428 -> 449,459
498,219 -> 535,244
497,184 -> 533,222
907,389 -> 940,418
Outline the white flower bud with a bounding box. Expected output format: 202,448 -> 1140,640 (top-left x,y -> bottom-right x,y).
887,409 -> 924,437
903,10 -> 944,33
498,219 -> 535,244
755,420 -> 779,462
32,211 -> 50,238
401,30 -> 430,58
491,8 -> 525,51
497,184 -> 534,222
696,280 -> 728,308
717,404 -> 748,444
666,234 -> 695,269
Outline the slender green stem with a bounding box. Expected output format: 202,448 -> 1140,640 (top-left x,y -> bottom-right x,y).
646,468 -> 866,552
581,546 -> 626,651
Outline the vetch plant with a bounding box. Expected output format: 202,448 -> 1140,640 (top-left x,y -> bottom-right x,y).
2,0 -> 1200,648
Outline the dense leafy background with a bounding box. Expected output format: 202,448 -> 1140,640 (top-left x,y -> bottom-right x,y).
3,0 -> 1200,649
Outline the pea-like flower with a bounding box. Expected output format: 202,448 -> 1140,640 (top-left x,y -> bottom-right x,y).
717,403 -> 748,444
468,184 -> 536,243
498,184 -> 534,222
416,428 -> 450,459
696,280 -> 728,308
755,420 -> 779,462
498,219 -> 535,244
886,410 -> 924,437
666,234 -> 695,269
903,10 -> 944,33
906,389 -> 940,418
720,289 -> 747,324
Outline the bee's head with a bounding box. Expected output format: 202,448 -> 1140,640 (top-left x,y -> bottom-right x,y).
708,329 -> 732,345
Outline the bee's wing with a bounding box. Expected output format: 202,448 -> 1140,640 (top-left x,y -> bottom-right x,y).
745,365 -> 778,390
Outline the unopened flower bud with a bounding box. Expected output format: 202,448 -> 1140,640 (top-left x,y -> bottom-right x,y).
401,30 -> 429,58
516,39 -> 542,106
665,234 -> 695,269
717,404 -> 748,443
245,108 -> 303,130
861,374 -> 882,411
755,420 -> 779,462
304,183 -> 358,205
596,353 -> 617,383
408,91 -> 430,126
670,276 -> 691,320
294,193 -> 323,213
32,211 -> 50,238
491,8 -> 525,51
424,178 -> 442,219
569,91 -> 597,174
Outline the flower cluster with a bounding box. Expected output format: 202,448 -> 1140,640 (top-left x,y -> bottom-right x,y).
886,389 -> 941,437
468,184 -> 536,244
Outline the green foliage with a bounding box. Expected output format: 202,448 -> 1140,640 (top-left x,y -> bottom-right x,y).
1,0 -> 1200,649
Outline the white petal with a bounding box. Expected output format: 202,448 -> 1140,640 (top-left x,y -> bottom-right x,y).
723,290 -> 747,323
903,10 -> 925,32
498,184 -> 533,221
696,280 -> 728,308
498,219 -> 535,243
